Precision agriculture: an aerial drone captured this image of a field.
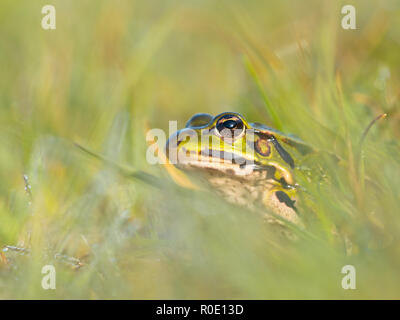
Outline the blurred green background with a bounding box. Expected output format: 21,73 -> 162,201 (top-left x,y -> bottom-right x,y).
0,0 -> 399,299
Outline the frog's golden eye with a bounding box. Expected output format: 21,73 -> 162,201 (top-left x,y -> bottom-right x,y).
216,114 -> 245,140
185,113 -> 213,129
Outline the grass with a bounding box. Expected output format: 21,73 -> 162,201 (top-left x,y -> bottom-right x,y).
0,0 -> 399,299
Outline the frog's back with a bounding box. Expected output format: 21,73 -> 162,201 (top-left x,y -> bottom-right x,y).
250,122 -> 314,156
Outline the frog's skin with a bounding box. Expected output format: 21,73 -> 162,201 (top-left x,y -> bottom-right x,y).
166,112 -> 313,224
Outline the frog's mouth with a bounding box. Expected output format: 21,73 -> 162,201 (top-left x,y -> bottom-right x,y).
166,127 -> 256,168
173,146 -> 257,176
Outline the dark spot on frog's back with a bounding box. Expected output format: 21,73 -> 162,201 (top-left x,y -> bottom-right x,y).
275,191 -> 297,211
269,136 -> 295,169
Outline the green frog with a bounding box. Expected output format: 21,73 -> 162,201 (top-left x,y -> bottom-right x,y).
166,112 -> 314,224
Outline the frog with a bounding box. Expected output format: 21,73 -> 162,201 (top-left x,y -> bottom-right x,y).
165,112 -> 314,225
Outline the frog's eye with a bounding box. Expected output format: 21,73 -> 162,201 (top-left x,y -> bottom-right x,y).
185,113 -> 213,129
216,114 -> 245,140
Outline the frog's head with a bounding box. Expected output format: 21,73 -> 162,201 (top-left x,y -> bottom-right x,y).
166,112 -> 297,185
165,111 -> 314,223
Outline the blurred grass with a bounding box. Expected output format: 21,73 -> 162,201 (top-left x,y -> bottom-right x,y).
0,0 -> 399,299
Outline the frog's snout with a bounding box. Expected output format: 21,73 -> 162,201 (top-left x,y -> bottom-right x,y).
165,128 -> 197,161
